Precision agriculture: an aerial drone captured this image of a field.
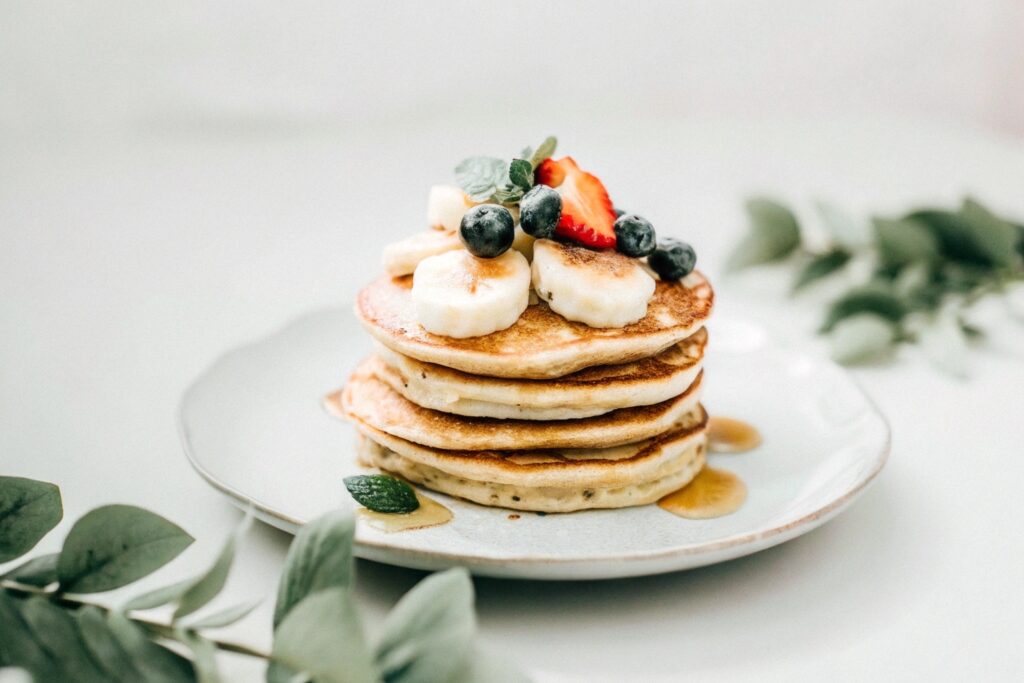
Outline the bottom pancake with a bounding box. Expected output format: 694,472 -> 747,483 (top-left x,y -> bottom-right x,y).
355,433 -> 707,513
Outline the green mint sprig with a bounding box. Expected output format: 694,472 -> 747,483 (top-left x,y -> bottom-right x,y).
0,475 -> 530,682
454,136 -> 557,205
344,474 -> 419,514
727,196 -> 1024,371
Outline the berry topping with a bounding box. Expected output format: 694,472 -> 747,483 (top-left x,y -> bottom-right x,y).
613,214 -> 657,257
648,238 -> 697,281
535,157 -> 616,249
519,185 -> 562,239
459,204 -> 515,258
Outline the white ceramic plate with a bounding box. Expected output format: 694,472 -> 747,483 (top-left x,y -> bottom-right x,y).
179,309 -> 889,580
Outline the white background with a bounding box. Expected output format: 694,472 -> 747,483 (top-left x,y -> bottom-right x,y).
3,2 -> 1024,681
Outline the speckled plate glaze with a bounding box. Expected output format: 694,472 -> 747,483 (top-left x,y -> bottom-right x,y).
179,309 -> 889,580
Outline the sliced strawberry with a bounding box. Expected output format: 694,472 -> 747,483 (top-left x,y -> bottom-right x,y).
535,157 -> 617,249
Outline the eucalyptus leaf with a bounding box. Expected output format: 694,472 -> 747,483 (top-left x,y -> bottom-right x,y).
273,509 -> 355,629
0,476 -> 62,562
919,307 -> 970,378
19,596 -> 108,682
527,136 -> 557,170
820,287 -> 907,333
906,208 -> 995,266
449,645 -> 533,683
123,577 -> 197,612
1,553 -> 59,587
178,629 -> 221,683
792,249 -> 851,291
959,197 -> 1020,268
376,568 -> 475,683
815,200 -> 867,248
57,504 -> 194,594
727,198 -> 801,271
75,606 -> 142,682
271,587 -> 377,683
829,314 -> 897,364
106,610 -> 195,683
184,599 -> 261,631
173,532 -> 238,620
454,157 -> 506,202
0,591 -> 61,681
872,217 -> 939,268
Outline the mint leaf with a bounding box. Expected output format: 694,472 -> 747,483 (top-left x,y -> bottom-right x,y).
344,475 -> 419,514
792,249 -> 851,291
57,504 -> 193,594
508,159 -> 533,192
528,136 -> 557,169
0,476 -> 63,562
727,198 -> 801,270
454,157 -> 506,202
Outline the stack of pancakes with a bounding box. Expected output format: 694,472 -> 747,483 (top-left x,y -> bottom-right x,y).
335,271 -> 715,513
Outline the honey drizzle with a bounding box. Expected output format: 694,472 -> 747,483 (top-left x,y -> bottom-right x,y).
707,416 -> 762,453
357,490 -> 453,533
658,467 -> 747,519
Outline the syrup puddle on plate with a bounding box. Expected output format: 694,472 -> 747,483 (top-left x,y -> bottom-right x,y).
357,490 -> 453,533
707,416 -> 762,453
658,467 -> 748,519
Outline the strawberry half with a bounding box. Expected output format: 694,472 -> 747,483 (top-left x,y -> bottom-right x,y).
535,157 -> 617,249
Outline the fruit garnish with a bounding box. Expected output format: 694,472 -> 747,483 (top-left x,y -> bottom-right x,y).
344,474 -> 420,514
459,204 -> 515,258
519,185 -> 562,239
454,136 -> 557,205
535,157 -> 617,249
649,238 -> 697,281
613,214 -> 657,257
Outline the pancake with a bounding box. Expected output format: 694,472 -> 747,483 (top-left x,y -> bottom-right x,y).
355,270 -> 713,379
339,405 -> 708,488
372,326 -> 706,420
357,435 -> 707,512
337,357 -> 704,450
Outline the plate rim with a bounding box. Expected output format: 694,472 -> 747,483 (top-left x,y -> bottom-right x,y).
178,308 -> 891,572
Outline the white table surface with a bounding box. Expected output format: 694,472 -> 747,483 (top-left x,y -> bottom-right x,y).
2,114 -> 1023,681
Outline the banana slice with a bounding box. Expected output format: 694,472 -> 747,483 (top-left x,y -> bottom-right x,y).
531,239 -> 655,328
511,226 -> 535,261
427,185 -> 474,232
382,229 -> 462,277
412,249 -> 531,338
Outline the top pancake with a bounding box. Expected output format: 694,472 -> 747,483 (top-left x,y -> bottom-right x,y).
355,270 -> 713,379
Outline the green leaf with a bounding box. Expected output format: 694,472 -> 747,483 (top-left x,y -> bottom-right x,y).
0,591 -> 61,680
273,509 -> 355,629
106,610 -> 195,683
376,568 -> 475,683
183,599 -> 261,631
527,136 -> 557,170
727,198 -> 801,271
449,645 -> 533,683
815,200 -> 867,248
177,629 -> 220,683
74,606 -> 142,682
122,577 -> 197,612
344,475 -> 419,514
1,553 -> 59,587
173,532 -> 238,620
872,217 -> 939,269
507,159 -> 533,192
57,504 -> 194,594
792,249 -> 851,291
271,587 -> 377,683
959,197 -> 1020,269
0,476 -> 63,562
821,286 -> 907,333
454,157 -> 506,202
19,596 -> 108,682
829,314 -> 897,365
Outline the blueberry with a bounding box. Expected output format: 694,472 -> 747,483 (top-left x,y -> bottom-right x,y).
648,238 -> 697,281
613,214 -> 657,257
519,185 -> 562,238
459,204 -> 515,258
